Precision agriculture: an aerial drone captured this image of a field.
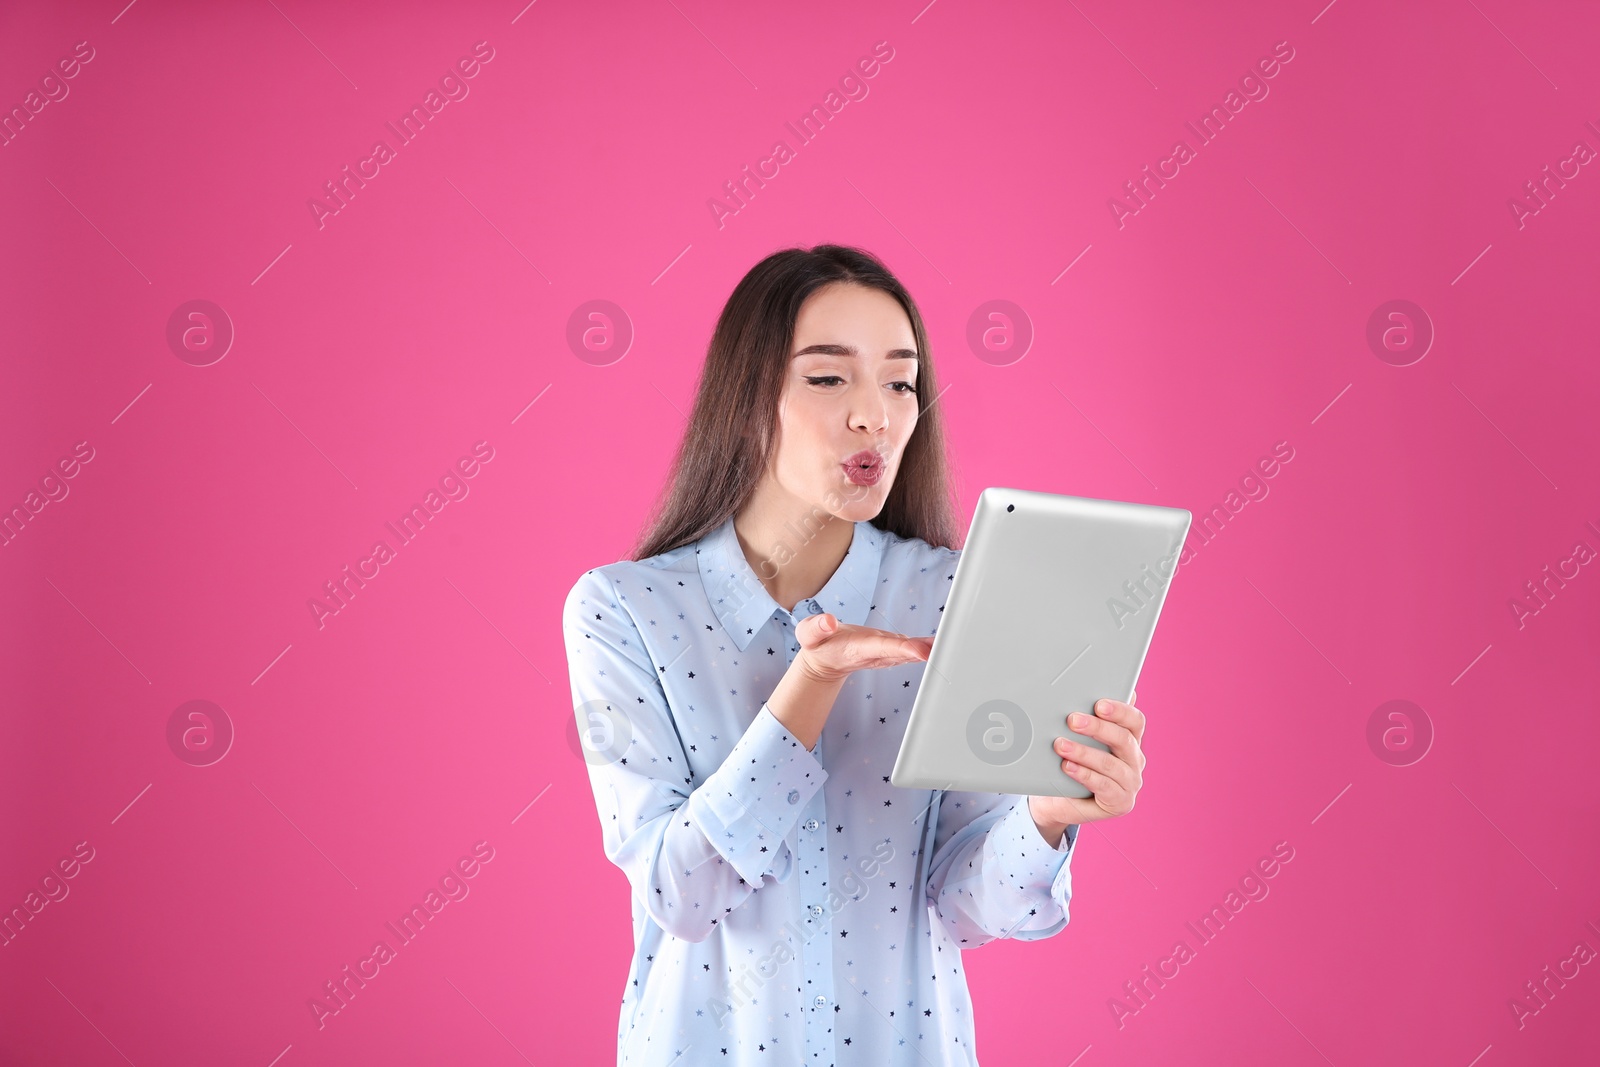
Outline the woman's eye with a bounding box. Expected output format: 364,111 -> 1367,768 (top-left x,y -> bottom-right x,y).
803,375 -> 917,394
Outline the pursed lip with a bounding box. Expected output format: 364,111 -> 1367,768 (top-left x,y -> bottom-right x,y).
842,449 -> 886,486
842,449 -> 883,470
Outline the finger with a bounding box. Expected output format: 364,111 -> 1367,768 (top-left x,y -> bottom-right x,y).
863,629 -> 932,660
796,612 -> 835,644
841,630 -> 931,670
873,635 -> 932,664
1061,757 -> 1133,810
1067,707 -> 1139,760
1091,698 -> 1147,744
1055,738 -> 1137,792
876,625 -> 933,649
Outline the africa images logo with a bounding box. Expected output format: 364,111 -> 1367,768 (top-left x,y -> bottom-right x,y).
706,40 -> 896,229
307,41 -> 497,230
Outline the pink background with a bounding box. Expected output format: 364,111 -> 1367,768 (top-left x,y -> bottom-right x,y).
3,0 -> 1598,1063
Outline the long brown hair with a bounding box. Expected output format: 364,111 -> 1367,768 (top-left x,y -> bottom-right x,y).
631,244 -> 961,561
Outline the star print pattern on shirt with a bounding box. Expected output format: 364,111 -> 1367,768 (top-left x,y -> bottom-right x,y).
562,513 -> 1080,1066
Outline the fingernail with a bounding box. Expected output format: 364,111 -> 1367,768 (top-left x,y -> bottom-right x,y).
1070,713 -> 1084,728
1096,699 -> 1110,713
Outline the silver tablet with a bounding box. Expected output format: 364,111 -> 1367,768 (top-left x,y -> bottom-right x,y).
891,487 -> 1191,798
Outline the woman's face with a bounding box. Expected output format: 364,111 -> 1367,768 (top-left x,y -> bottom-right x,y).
765,282 -> 922,522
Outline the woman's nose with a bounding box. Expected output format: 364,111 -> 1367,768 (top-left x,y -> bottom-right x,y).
851,389 -> 889,433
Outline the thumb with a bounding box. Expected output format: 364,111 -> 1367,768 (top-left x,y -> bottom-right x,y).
800,612 -> 837,645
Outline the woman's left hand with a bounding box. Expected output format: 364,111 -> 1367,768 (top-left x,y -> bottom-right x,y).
1028,690 -> 1146,832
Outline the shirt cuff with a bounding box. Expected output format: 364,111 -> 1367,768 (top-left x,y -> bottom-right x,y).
988,799 -> 1075,896
685,702 -> 828,886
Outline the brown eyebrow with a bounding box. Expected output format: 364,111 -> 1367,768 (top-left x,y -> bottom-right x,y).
792,343 -> 918,360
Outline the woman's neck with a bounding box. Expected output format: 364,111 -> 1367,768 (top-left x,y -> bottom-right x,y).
732,503 -> 854,614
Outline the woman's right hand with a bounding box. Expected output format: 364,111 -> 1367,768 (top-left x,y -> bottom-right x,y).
794,612 -> 933,685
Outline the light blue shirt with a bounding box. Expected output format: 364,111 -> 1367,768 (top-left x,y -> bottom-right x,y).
562,513 -> 1079,1065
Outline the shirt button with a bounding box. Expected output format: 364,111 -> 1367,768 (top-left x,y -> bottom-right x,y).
814,995 -> 827,1007
805,818 -> 820,831
787,789 -> 800,804
807,599 -> 821,614
811,904 -> 824,917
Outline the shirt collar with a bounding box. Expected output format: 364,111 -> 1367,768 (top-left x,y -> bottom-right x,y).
696,513 -> 886,652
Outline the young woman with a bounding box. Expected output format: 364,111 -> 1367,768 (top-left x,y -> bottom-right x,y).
562,244 -> 1147,1065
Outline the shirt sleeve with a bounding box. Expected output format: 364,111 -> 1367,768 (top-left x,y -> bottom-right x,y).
923,788 -> 1079,948
563,568 -> 828,943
